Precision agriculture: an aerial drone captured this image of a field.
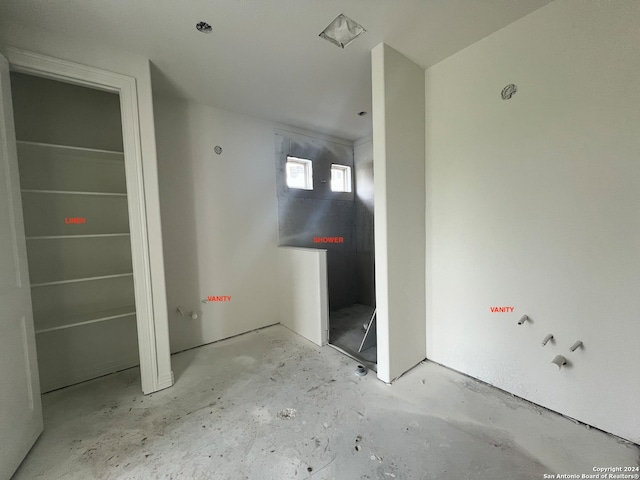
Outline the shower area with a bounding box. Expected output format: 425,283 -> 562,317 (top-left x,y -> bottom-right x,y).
275,129 -> 376,368
328,137 -> 375,367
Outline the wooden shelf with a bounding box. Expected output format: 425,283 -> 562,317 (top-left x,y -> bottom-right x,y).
17,140 -> 124,156
31,275 -> 136,325
21,193 -> 130,237
26,233 -> 130,240
35,305 -> 136,334
17,141 -> 127,194
31,272 -> 133,288
26,235 -> 133,285
21,189 -> 127,197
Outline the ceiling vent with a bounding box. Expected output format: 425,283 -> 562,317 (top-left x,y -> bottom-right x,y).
319,14 -> 366,49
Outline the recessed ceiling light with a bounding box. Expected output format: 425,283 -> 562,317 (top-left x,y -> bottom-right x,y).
319,14 -> 366,49
196,21 -> 213,34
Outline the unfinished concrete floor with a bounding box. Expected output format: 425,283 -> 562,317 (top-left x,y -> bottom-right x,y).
330,304 -> 376,365
14,325 -> 639,480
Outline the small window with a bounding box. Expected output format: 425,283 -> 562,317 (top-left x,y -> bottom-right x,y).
286,156 -> 313,190
330,164 -> 352,192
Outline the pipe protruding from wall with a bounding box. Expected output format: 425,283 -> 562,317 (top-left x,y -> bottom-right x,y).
177,307 -> 199,320
551,355 -> 567,370
517,315 -> 529,325
569,340 -> 583,352
542,334 -> 554,346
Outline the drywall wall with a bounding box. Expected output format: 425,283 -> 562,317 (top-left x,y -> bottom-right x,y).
275,129 -> 357,310
154,96 -> 281,353
278,247 -> 328,346
0,24 -> 172,392
425,0 -> 640,443
372,43 -> 426,383
10,72 -> 123,151
354,136 -> 375,307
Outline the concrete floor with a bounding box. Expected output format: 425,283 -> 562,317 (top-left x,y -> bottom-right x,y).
14,325 -> 639,480
330,304 -> 377,365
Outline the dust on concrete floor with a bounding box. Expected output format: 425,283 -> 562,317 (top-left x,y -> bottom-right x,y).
330,303 -> 376,364
14,325 -> 639,480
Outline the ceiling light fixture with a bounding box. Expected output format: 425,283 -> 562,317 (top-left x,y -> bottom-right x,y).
319,14 -> 366,49
196,21 -> 213,34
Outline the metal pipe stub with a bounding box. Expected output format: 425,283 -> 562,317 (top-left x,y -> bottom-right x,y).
354,365 -> 368,377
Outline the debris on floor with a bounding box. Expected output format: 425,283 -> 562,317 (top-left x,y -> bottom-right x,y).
12,325 -> 639,480
355,435 -> 363,451
277,408 -> 297,420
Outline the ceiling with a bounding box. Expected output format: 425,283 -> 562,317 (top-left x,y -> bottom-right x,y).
0,0 -> 552,141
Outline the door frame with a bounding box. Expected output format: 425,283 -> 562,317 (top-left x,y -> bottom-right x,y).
5,47 -> 167,394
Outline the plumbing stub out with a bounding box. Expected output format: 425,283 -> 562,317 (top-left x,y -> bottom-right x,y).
355,365 -> 368,377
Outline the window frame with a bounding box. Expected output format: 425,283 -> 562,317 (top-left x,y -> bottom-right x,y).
330,163 -> 352,193
286,156 -> 313,190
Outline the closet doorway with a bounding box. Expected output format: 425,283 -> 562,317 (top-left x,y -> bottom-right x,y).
4,46 -> 168,394
10,72 -> 141,393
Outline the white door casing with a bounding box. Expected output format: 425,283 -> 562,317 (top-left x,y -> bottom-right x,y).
0,52 -> 43,480
3,47 -> 174,395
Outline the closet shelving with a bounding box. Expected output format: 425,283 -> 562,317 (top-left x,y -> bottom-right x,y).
18,140 -> 137,337
35,305 -> 137,334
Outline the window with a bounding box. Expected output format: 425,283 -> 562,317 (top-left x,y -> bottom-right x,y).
330,164 -> 352,192
286,156 -> 313,190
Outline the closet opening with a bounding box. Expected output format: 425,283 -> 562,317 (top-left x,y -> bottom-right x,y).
10,72 -> 141,393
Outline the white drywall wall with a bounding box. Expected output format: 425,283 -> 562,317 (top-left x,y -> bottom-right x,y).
372,43 -> 426,383
154,97 -> 281,352
425,0 -> 640,443
278,247 -> 328,347
0,24 -> 173,391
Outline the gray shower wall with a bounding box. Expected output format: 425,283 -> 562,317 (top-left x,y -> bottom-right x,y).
354,138 -> 375,307
275,130 -> 357,310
